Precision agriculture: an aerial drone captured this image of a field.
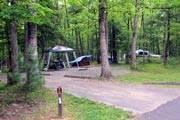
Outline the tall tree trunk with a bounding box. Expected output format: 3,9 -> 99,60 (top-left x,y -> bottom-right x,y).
75,28 -> 79,56
156,39 -> 160,54
105,9 -> 109,50
95,21 -> 100,64
7,0 -> 20,85
163,10 -> 171,66
131,0 -> 140,69
25,22 -> 42,91
64,0 -> 69,28
87,8 -> 90,55
125,18 -> 131,64
99,0 -> 112,79
78,31 -> 84,55
141,11 -> 146,63
111,20 -> 118,64
24,24 -> 28,64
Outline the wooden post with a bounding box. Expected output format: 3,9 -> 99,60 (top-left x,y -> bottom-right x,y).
57,87 -> 63,118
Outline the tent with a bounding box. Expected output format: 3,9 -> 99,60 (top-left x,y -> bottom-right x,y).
70,55 -> 92,66
44,45 -> 77,71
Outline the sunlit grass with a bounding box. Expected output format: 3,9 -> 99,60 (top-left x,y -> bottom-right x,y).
64,94 -> 131,120
23,90 -> 131,120
118,63 -> 180,84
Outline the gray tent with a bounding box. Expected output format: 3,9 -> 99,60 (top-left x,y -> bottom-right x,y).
44,45 -> 77,71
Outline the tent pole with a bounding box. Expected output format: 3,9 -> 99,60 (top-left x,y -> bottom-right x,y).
65,52 -> 70,68
73,51 -> 79,68
46,52 -> 52,71
73,51 -> 77,59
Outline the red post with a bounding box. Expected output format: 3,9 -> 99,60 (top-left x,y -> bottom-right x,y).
57,86 -> 63,118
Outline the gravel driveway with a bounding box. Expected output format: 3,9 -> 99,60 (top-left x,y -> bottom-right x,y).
44,67 -> 180,119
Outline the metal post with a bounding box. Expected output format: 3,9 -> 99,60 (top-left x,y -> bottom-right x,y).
45,52 -> 52,71
57,87 -> 63,118
73,51 -> 80,69
65,52 -> 70,68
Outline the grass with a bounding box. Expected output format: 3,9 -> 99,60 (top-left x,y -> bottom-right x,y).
118,63 -> 180,84
0,82 -> 130,120
63,94 -> 131,120
0,82 -> 24,114
23,91 -> 131,120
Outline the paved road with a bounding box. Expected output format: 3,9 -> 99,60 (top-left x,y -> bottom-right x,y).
44,67 -> 180,119
137,97 -> 180,120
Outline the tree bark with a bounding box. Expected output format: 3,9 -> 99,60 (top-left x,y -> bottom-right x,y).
125,18 -> 131,64
25,22 -> 42,91
7,0 -> 20,85
75,28 -> 80,56
24,24 -> 29,64
78,30 -> 84,55
163,10 -> 171,66
131,0 -> 140,69
111,20 -> 118,64
99,0 -> 112,79
64,0 -> 70,28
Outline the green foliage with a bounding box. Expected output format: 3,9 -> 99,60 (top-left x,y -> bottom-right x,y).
0,81 -> 6,91
168,57 -> 180,65
18,52 -> 26,72
25,59 -> 44,92
1,0 -> 180,65
7,72 -> 21,84
1,68 -> 9,73
0,1 -> 54,25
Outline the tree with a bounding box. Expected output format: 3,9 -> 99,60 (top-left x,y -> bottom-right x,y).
99,0 -> 112,79
25,22 -> 43,91
110,20 -> 118,64
25,0 -> 43,91
163,10 -> 171,66
131,0 -> 140,69
7,0 -> 20,85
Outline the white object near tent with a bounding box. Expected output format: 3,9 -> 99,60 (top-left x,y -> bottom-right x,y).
136,49 -> 150,56
44,45 -> 77,71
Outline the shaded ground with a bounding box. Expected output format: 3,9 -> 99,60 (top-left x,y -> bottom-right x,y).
44,67 -> 180,117
0,103 -> 36,120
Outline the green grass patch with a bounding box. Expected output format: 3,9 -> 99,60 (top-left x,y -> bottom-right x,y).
0,83 -> 131,120
64,94 -> 131,120
23,90 -> 131,120
0,83 -> 24,113
0,83 -> 51,115
118,63 -> 180,84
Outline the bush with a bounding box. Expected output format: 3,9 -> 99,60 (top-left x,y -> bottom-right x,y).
168,57 -> 180,65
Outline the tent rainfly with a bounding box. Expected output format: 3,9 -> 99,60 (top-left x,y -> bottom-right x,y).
44,45 -> 77,70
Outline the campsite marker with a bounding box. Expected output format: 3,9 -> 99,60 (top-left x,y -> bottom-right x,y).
57,86 -> 63,118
